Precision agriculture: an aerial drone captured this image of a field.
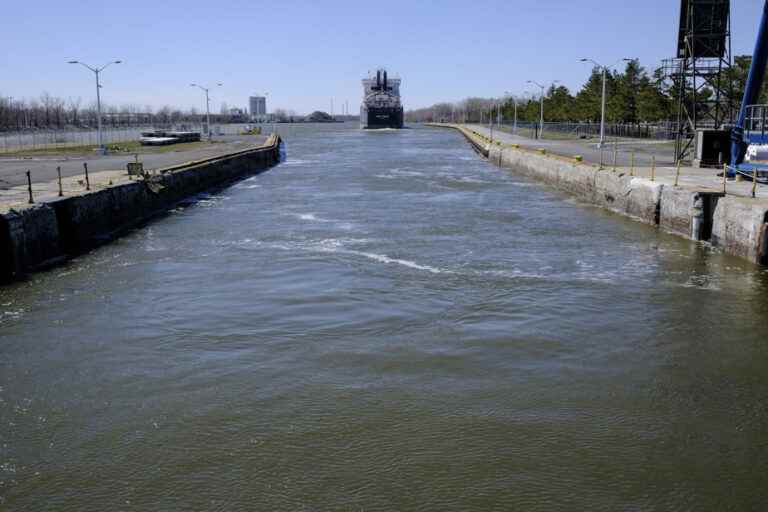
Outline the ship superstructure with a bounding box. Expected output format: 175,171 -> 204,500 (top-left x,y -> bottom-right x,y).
361,68 -> 404,129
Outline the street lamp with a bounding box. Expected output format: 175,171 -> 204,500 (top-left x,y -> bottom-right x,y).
526,80 -> 559,139
489,102 -> 494,142
190,82 -> 222,141
505,91 -> 518,135
68,59 -> 122,152
579,58 -> 633,148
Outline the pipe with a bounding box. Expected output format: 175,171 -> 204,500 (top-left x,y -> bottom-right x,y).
731,0 -> 768,166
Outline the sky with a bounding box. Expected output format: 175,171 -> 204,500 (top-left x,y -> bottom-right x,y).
0,0 -> 764,115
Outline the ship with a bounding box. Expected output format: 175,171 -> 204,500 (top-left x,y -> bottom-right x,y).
360,68 -> 404,129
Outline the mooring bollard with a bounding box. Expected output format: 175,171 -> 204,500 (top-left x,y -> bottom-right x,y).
83,162 -> 90,191
26,170 -> 33,204
651,155 -> 656,182
674,159 -> 681,187
753,167 -> 759,198
630,152 -> 635,177
57,166 -> 63,197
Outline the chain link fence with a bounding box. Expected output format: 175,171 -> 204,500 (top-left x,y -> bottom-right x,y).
493,121 -> 676,141
0,123 -> 262,154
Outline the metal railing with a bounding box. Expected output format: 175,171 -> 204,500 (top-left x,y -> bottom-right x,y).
745,104 -> 768,144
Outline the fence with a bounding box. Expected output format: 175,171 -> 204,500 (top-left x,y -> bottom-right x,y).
493,121 -> 677,141
0,123 -> 258,154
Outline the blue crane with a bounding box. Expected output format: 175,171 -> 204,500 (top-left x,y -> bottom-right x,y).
730,1 -> 768,181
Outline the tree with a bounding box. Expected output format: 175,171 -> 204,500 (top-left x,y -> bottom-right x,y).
573,68 -> 604,122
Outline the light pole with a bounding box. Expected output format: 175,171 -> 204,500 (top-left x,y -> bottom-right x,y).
526,80 -> 560,139
190,82 -> 222,141
579,58 -> 633,148
489,103 -> 494,142
527,80 -> 545,140
505,91 -> 518,135
68,59 -> 122,152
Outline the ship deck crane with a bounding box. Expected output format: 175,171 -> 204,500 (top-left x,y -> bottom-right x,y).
729,0 -> 768,181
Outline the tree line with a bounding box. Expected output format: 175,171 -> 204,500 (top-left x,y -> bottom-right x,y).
0,94 -> 252,131
406,57 -> 763,126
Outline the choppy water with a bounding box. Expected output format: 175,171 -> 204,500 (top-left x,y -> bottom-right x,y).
2,123 -> 768,511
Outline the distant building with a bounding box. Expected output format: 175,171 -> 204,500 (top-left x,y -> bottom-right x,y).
249,96 -> 267,122
228,107 -> 248,122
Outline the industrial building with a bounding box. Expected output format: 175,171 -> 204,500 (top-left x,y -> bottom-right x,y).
249,95 -> 267,122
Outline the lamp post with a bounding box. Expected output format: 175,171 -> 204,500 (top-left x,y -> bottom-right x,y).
505,91 -> 518,135
579,58 -> 633,148
68,59 -> 122,152
489,103 -> 494,142
190,82 -> 222,141
526,80 -> 559,139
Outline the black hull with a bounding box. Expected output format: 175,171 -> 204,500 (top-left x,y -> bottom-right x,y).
363,107 -> 404,129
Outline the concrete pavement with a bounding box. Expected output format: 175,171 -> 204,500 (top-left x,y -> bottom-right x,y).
465,124 -> 764,200
0,134 -> 268,188
469,124 -> 677,167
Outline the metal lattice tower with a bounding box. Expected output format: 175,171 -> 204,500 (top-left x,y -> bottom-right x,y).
663,0 -> 734,163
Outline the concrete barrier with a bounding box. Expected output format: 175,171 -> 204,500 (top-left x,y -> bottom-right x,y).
433,123 -> 768,266
1,205 -> 64,278
711,197 -> 768,264
1,135 -> 281,282
487,131 -> 660,226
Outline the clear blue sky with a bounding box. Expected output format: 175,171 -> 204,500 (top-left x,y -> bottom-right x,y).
0,0 -> 764,115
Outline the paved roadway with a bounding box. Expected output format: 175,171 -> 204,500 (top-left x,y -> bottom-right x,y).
468,124 -> 678,168
0,134 -> 268,188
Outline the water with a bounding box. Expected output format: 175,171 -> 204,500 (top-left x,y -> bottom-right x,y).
2,123 -> 768,510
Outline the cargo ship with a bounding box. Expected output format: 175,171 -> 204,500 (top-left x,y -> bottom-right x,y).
361,69 -> 404,129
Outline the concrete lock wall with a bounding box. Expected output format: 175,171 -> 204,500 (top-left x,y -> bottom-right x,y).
443,125 -> 768,266
1,136 -> 281,282
711,197 -> 768,264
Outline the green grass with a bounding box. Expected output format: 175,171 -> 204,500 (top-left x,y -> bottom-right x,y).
496,126 -> 587,141
0,139 -> 220,157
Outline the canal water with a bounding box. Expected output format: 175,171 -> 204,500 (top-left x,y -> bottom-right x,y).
1,123 -> 768,510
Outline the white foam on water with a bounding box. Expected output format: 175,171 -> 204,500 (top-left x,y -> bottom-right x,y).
390,169 -> 425,177
292,213 -> 355,231
280,159 -> 317,166
454,176 -> 490,184
478,267 -> 627,285
265,238 -> 446,274
341,250 -> 444,274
